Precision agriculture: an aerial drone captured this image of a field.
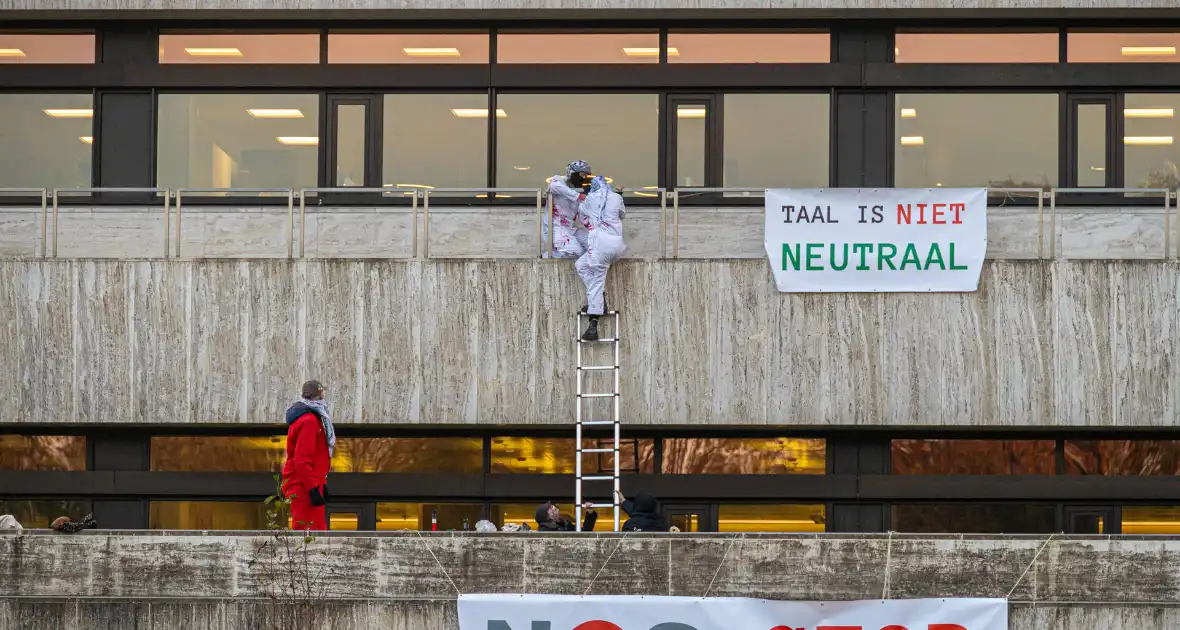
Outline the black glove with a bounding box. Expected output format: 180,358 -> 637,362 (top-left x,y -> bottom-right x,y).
321,485 -> 331,503
309,486 -> 325,507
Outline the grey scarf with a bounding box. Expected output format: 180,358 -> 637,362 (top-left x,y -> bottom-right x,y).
294,398 -> 336,456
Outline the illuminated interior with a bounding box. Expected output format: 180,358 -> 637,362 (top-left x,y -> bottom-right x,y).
328,33 -> 489,63
895,31 -> 1059,63
490,437 -> 655,474
158,33 -> 320,64
376,503 -> 483,531
149,501 -> 269,530
661,438 -> 825,475
0,34 -> 95,63
0,434 -> 87,471
1122,507 -> 1180,534
717,504 -> 826,533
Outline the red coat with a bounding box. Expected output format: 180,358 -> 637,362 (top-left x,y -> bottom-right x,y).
281,412 -> 330,501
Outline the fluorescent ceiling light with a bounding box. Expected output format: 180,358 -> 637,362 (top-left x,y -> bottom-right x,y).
1090,166 -> 1105,171
476,193 -> 512,198
677,107 -> 706,119
900,136 -> 924,146
451,108 -> 507,118
248,108 -> 304,118
276,136 -> 318,146
403,47 -> 460,57
1121,46 -> 1175,56
185,47 -> 243,57
623,47 -> 677,57
0,49 -> 26,58
79,136 -> 93,144
513,165 -> 531,171
395,184 -> 435,189
1125,108 -> 1174,118
1124,136 -> 1174,145
900,108 -> 917,118
44,109 -> 93,118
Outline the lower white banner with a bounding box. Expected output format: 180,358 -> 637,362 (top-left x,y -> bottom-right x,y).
458,594 -> 1007,630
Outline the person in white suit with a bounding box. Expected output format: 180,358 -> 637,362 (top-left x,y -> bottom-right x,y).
545,160 -> 593,259
575,175 -> 627,341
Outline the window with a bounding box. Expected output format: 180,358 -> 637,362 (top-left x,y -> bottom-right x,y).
895,31 -> 1058,63
156,93 -> 319,189
376,502 -> 483,531
661,438 -> 825,475
490,437 -> 655,474
1076,102 -> 1109,187
149,501 -> 269,530
894,93 -> 1058,188
723,94 -> 829,188
718,504 -> 826,533
1068,31 -> 1180,63
151,436 -> 285,472
151,436 -> 484,473
666,32 -> 830,63
497,32 -> 660,64
676,103 -> 706,188
328,33 -> 489,63
491,503 -> 544,529
0,33 -> 95,63
0,500 -> 89,528
0,94 -> 92,189
891,504 -> 1056,534
891,440 -> 1055,475
496,94 -> 658,191
1065,440 -> 1180,475
159,33 -> 320,64
1123,94 -> 1180,189
1122,506 -> 1180,534
383,94 -> 488,190
0,435 -> 86,471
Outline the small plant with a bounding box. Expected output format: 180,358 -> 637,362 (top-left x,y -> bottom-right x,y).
248,474 -> 327,630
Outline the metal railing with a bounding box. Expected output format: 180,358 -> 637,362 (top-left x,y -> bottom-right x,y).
52,188 -> 169,258
0,188 -> 48,257
1050,188 -> 1172,259
422,188 -> 544,259
670,187 -> 763,259
298,187 -> 420,259
174,188 -> 294,259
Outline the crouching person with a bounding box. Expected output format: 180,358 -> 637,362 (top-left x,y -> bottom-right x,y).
282,380 -> 335,531
534,501 -> 597,532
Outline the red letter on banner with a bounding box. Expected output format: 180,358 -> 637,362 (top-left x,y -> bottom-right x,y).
929,626 -> 968,630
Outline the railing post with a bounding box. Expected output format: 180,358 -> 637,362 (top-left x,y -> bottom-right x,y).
423,190 -> 431,259
1049,190 -> 1057,259
175,190 -> 183,259
672,190 -> 680,259
1164,190 -> 1172,260
298,189 -> 307,259
411,190 -> 419,260
660,190 -> 667,259
50,189 -> 59,258
39,189 -> 48,259
163,190 -> 171,259
1037,189 -> 1045,260
536,189 -> 544,259
286,190 -> 294,259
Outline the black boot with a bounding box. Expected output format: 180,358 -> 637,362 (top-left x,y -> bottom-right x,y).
581,317 -> 600,341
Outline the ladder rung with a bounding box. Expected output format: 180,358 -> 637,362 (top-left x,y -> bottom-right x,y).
580,420 -> 616,426
581,448 -> 615,453
578,393 -> 618,399
578,338 -> 618,343
577,365 -> 617,371
578,311 -> 620,316
587,503 -> 616,509
580,475 -> 615,481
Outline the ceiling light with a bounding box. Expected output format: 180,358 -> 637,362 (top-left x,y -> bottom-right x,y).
395,184 -> 435,189
1124,136 -> 1174,145
1090,166 -> 1105,171
0,49 -> 26,58
1125,108 -> 1174,118
900,136 -> 924,146
450,108 -> 507,118
44,109 -> 93,118
634,185 -> 660,198
476,193 -> 512,198
513,165 -> 531,171
1121,46 -> 1175,56
276,136 -> 318,146
677,108 -> 706,119
900,108 -> 917,118
623,47 -> 677,57
79,136 -> 93,144
185,47 -> 243,57
248,108 -> 304,118
403,47 -> 460,57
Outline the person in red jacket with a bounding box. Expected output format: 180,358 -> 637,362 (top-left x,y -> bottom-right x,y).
282,380 -> 335,531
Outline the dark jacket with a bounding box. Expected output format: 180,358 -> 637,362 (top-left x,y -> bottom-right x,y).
534,504 -> 597,532
621,493 -> 668,532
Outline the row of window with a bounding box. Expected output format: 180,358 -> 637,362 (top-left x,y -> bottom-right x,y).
6,434 -> 1180,476
8,30 -> 1180,65
10,90 -> 1180,192
3,499 -> 1178,534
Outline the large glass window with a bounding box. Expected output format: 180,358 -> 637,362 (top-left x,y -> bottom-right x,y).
0,94 -> 92,189
0,435 -> 86,471
383,94 -> 488,190
1065,440 -> 1180,476
1122,506 -> 1180,534
724,93 -> 829,188
497,32 -> 659,64
496,94 -> 658,191
490,503 -> 541,529
151,436 -> 484,473
376,502 -> 483,531
151,436 -> 285,472
718,504 -> 826,533
1068,31 -> 1180,63
0,500 -> 89,528
490,437 -> 655,474
895,31 -> 1058,63
329,33 -> 489,63
667,32 -> 830,63
894,93 -> 1058,188
0,33 -> 95,63
1123,94 -> 1180,189
662,438 -> 825,475
149,501 -> 269,530
156,93 -> 319,189
891,440 -> 1055,475
891,504 -> 1056,534
159,33 -> 320,64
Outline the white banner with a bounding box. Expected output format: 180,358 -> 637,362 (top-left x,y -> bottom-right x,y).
458,594 -> 1007,630
763,188 -> 988,293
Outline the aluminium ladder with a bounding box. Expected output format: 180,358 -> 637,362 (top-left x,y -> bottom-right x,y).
574,309 -> 622,532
